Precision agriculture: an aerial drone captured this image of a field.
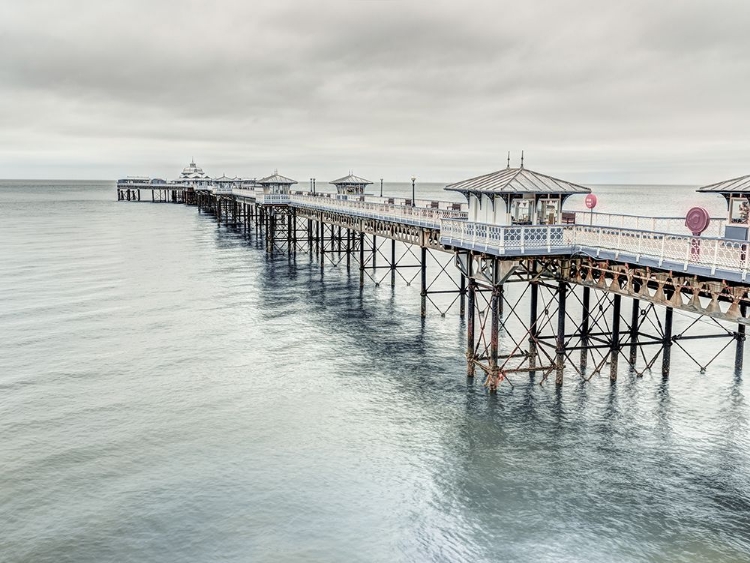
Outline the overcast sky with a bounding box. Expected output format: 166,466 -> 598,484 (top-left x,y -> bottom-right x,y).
1,0 -> 749,184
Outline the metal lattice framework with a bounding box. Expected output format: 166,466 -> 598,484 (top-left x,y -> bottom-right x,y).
141,191 -> 750,393
462,255 -> 743,392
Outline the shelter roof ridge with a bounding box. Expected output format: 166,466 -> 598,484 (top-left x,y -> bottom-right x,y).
697,173 -> 750,194
258,172 -> 297,185
330,173 -> 373,185
445,166 -> 590,195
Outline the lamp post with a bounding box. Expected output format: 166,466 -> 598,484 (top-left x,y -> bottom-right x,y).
411,176 -> 416,206
380,178 -> 383,197
311,177 -> 316,195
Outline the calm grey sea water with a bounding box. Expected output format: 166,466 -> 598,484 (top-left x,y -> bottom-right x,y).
1,180 -> 749,562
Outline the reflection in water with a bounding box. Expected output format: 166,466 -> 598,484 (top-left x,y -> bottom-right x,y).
1,182 -> 749,562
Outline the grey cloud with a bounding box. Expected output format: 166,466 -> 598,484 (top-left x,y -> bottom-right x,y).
1,0 -> 749,183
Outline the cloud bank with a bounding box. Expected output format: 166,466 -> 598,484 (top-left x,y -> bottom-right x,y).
1,0 -> 749,183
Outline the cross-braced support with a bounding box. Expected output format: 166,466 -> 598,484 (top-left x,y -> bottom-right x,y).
459,253 -> 744,393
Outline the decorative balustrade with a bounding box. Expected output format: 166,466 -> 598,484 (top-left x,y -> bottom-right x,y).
232,188 -> 262,198
289,194 -> 468,228
571,211 -> 726,238
440,220 -> 750,279
440,220 -> 571,254
256,193 -> 291,204
218,185 -> 747,278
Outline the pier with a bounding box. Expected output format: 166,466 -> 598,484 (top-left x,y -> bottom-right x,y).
117,162 -> 750,391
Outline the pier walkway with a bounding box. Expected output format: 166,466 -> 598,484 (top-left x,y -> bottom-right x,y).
231,189 -> 746,284
118,164 -> 750,392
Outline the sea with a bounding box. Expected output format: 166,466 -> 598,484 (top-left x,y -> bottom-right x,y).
1,180 -> 749,562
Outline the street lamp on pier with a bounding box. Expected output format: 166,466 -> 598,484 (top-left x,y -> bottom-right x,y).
411,176 -> 416,206
380,178 -> 383,197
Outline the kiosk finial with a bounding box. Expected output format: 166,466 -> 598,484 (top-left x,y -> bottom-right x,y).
520,151 -> 524,169
507,151 -> 510,169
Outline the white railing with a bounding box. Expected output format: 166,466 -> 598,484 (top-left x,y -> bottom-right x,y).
571,211 -> 726,238
440,219 -> 750,278
232,188 -> 260,199
440,220 -> 573,254
256,193 -> 291,204
290,194 -> 468,227
573,225 -> 748,275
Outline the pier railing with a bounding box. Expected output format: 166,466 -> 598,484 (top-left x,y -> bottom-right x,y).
290,194 -> 468,228
440,219 -> 749,279
231,188 -> 263,199
439,221 -> 572,254
572,211 -> 727,238
257,193 -> 291,204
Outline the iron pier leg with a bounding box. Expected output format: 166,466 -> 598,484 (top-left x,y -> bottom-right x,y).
346,228 -> 351,269
629,298 -> 640,366
498,284 -> 504,317
268,213 -> 276,254
529,280 -> 539,374
420,246 -> 427,317
735,303 -> 747,373
459,273 -> 466,319
580,286 -> 590,371
489,284 -> 500,391
610,294 -> 621,382
372,235 -> 377,269
288,210 -> 294,255
662,306 -> 674,377
268,212 -> 275,255
467,278 -> 476,378
320,222 -> 325,272
556,281 -> 567,385
391,239 -> 396,287
359,232 -> 365,288
316,220 -> 320,256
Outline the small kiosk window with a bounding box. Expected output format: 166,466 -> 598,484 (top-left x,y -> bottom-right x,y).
538,199 -> 560,225
729,196 -> 750,225
511,199 -> 532,224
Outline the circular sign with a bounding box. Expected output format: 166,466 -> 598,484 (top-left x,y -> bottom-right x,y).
685,206 -> 710,235
585,193 -> 598,210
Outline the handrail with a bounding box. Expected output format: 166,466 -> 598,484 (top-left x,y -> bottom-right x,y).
290,194 -> 468,227
439,219 -> 748,278
189,183 -> 747,276
571,210 -> 726,238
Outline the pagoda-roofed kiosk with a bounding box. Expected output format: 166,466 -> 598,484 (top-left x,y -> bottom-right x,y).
213,174 -> 239,195
330,173 -> 373,196
697,174 -> 750,240
445,166 -> 591,226
257,171 -> 297,204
